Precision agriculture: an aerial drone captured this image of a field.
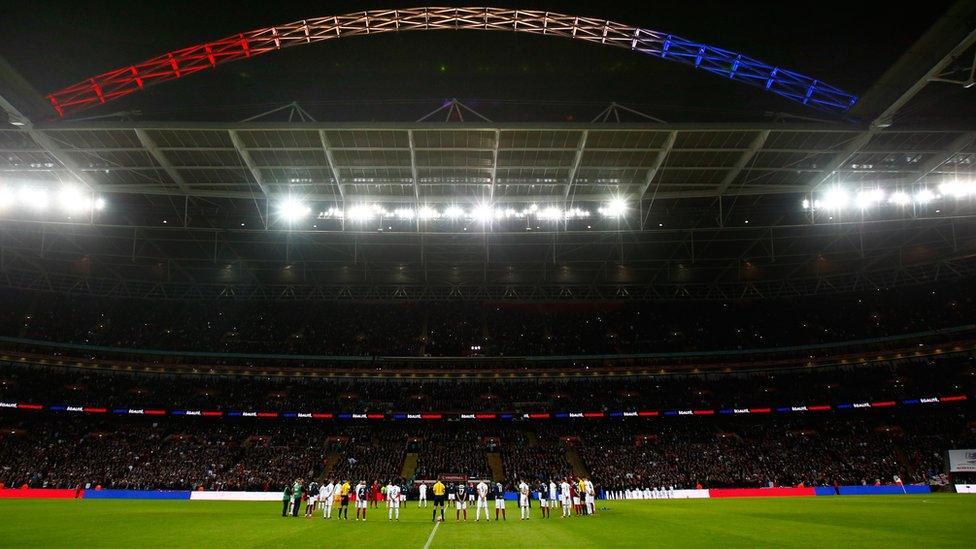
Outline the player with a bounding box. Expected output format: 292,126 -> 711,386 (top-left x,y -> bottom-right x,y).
548,479 -> 559,511
538,481 -> 549,518
354,480 -> 368,521
370,480 -> 382,509
418,482 -> 428,508
584,477 -> 595,515
494,480 -> 506,521
305,484 -> 318,518
290,478 -> 303,517
475,480 -> 489,522
518,479 -> 530,520
387,480 -> 401,521
447,482 -> 457,514
320,480 -> 335,519
467,482 -> 476,506
560,478 -> 572,518
574,478 -> 583,516
431,479 -> 446,522
281,484 -> 292,517
455,482 -> 468,521
339,479 -> 351,519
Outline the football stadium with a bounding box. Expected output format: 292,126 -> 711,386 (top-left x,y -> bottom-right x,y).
1,1 -> 976,547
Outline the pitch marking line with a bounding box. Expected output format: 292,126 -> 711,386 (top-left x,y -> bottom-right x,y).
422,520 -> 441,549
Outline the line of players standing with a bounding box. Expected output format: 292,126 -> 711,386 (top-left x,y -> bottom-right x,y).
422,477 -> 597,522
282,478 -> 409,521
282,476 -> 597,522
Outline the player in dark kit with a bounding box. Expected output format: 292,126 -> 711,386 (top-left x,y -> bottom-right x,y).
538,481 -> 549,518
455,482 -> 468,521
494,480 -> 506,521
355,481 -> 369,521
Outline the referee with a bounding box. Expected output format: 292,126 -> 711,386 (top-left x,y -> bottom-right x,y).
431,479 -> 446,522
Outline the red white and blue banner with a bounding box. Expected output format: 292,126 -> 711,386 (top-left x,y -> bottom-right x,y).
0,394 -> 969,421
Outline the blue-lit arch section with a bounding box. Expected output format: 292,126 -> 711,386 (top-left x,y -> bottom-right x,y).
47,7 -> 857,117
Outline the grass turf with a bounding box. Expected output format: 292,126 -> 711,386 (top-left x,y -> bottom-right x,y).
0,495 -> 974,547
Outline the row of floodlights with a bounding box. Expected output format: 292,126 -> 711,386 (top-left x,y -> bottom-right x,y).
803,181 -> 976,212
0,185 -> 105,214
277,198 -> 629,222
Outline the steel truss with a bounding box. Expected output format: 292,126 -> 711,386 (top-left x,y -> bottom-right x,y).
0,258 -> 972,302
1,214 -> 974,301
45,7 -> 858,117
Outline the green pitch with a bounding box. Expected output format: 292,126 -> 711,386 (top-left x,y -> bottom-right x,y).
0,495 -> 974,548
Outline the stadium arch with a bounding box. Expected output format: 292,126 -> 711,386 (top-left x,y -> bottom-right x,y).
45,6 -> 858,118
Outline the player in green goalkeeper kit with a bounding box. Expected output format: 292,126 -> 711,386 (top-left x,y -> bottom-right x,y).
291,479 -> 304,517
281,485 -> 292,517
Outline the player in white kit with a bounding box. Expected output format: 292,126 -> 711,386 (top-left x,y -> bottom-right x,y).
518,480 -> 531,520
475,481 -> 489,522
584,478 -> 595,515
560,479 -> 572,517
418,482 -> 428,508
548,480 -> 559,510
320,480 -> 335,519
387,481 -> 401,521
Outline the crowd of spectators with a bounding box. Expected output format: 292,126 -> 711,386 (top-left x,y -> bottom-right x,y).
1,408 -> 971,492
501,429 -> 574,483
574,410 -> 976,490
413,428 -> 492,479
0,418 -> 323,491
326,426 -> 406,484
0,281 -> 971,357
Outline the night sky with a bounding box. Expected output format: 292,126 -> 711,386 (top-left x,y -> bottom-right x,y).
0,1 -> 958,121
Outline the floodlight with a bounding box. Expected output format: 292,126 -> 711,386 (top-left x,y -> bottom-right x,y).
938,181 -> 976,199
346,204 -> 376,222
417,206 -> 440,220
0,187 -> 14,210
914,188 -> 936,205
888,191 -> 911,206
599,198 -> 627,217
538,206 -> 563,221
320,207 -> 343,219
394,208 -> 415,220
277,197 -> 311,221
444,206 -> 464,220
18,187 -> 48,211
854,188 -> 884,210
819,187 -> 850,211
58,186 -> 92,213
470,203 -> 493,223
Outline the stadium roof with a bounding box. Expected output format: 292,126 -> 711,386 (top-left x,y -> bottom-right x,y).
0,119 -> 974,205
0,3 -> 974,301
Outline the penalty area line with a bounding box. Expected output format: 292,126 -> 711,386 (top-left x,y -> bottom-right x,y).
422,520 -> 440,549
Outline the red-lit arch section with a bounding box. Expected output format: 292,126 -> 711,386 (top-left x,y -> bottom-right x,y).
46,7 -> 858,117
